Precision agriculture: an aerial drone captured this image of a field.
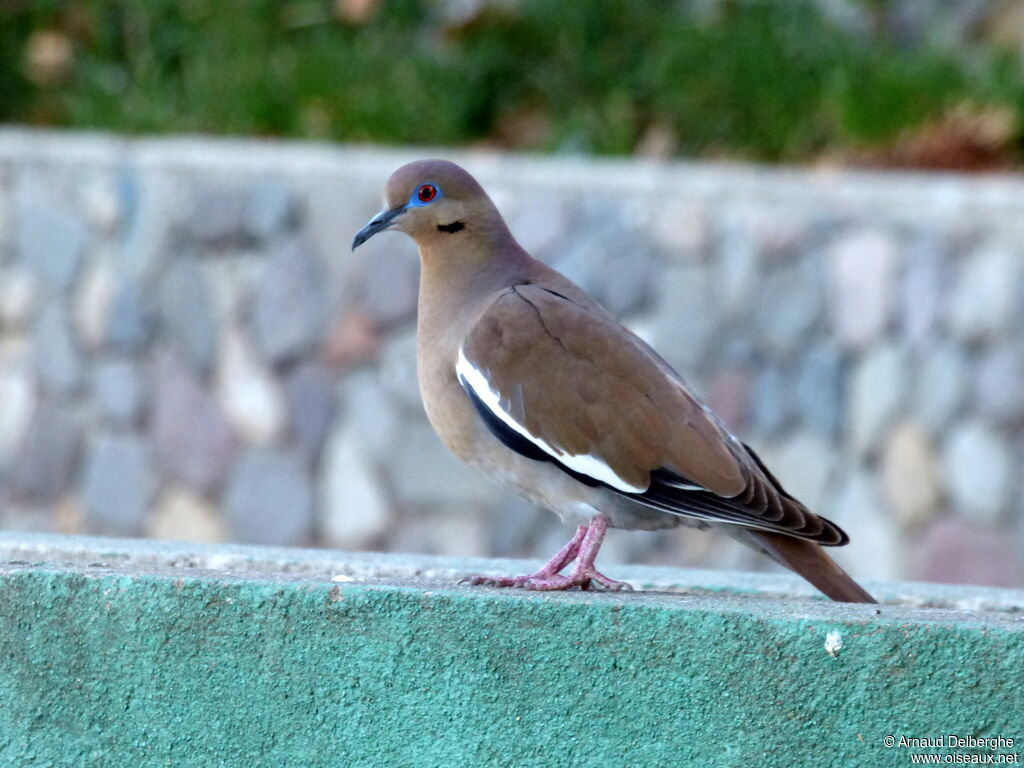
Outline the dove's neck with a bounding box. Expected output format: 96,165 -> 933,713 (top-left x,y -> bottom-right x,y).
417,229 -> 534,338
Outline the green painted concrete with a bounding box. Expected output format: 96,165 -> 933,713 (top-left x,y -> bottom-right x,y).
0,536 -> 1021,768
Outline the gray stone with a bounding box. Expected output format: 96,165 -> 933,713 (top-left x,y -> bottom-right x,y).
342,369 -> 403,463
0,503 -> 59,534
716,230 -> 759,321
675,521 -> 754,571
225,448 -> 314,546
751,365 -> 792,439
1017,483 -> 1024,578
599,526 -> 669,568
881,421 -> 941,526
758,432 -> 836,513
755,260 -> 823,357
901,238 -> 947,344
750,209 -> 808,264
81,434 -> 154,536
303,177 -> 385,285
320,417 -> 391,549
794,344 -> 846,437
828,228 -> 900,349
93,358 -> 144,427
378,329 -> 422,409
506,196 -> 568,258
387,421 -> 494,507
652,264 -> 717,373
33,303 -> 83,397
17,207 -> 89,294
948,248 -> 1022,341
913,340 -> 968,430
0,177 -> 8,259
385,506 -> 490,558
358,246 -> 419,327
9,401 -> 82,504
600,249 -> 654,316
488,494 -> 549,558
187,182 -> 248,245
157,256 -> 219,376
585,198 -> 633,237
116,169 -> 139,232
974,347 -> 1024,424
882,1 -> 990,49
244,181 -> 298,241
152,349 -> 236,493
431,508 -> 496,559
117,172 -> 178,281
549,235 -> 602,297
719,335 -> 759,368
105,277 -> 157,351
249,237 -> 334,366
847,343 -> 908,455
826,472 -> 902,581
283,363 -> 338,466
942,420 -> 1013,522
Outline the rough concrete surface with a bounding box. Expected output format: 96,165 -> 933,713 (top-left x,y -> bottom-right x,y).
0,534 -> 1021,767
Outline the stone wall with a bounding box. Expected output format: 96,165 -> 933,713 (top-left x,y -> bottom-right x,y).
0,129 -> 1021,587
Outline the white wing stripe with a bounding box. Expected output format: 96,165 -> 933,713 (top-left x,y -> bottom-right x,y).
456,347 -> 646,493
661,479 -> 705,491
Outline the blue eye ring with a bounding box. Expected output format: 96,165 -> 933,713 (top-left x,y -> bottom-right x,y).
408,183 -> 441,207
416,184 -> 438,203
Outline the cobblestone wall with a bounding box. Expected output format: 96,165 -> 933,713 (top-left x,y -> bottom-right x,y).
0,129 -> 1021,587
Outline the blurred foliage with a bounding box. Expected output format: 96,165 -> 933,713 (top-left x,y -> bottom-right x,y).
1,0 -> 1023,165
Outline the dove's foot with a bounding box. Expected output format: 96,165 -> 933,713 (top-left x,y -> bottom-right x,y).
465,567 -> 631,592
461,513 -> 632,592
515,568 -> 633,592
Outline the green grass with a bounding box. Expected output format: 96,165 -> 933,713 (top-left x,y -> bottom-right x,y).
2,0 -> 1022,164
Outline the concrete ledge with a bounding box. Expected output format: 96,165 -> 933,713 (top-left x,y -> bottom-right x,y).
1,534 -> 1021,767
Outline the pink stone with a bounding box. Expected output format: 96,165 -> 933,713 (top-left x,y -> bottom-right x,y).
706,368 -> 750,433
152,349 -> 237,493
915,518 -> 1019,588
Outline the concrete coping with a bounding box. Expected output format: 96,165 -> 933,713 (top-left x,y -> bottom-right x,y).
2,531 -> 1022,623
2,532 -> 1022,767
5,127 -> 1024,228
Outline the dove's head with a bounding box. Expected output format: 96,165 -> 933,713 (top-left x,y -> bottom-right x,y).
352,159 -> 510,253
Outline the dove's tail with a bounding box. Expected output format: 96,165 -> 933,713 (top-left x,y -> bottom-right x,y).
730,527 -> 878,603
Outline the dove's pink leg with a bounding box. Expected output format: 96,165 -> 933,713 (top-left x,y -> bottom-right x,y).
464,514 -> 632,592
463,524 -> 586,587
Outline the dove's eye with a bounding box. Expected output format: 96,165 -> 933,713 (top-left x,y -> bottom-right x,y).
417,184 -> 438,203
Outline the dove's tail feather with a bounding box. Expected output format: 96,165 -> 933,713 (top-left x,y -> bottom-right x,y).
730,528 -> 878,603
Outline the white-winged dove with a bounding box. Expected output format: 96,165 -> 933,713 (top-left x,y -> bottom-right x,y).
353,159 -> 876,603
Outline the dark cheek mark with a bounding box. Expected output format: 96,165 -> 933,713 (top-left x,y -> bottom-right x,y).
437,221 -> 465,233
